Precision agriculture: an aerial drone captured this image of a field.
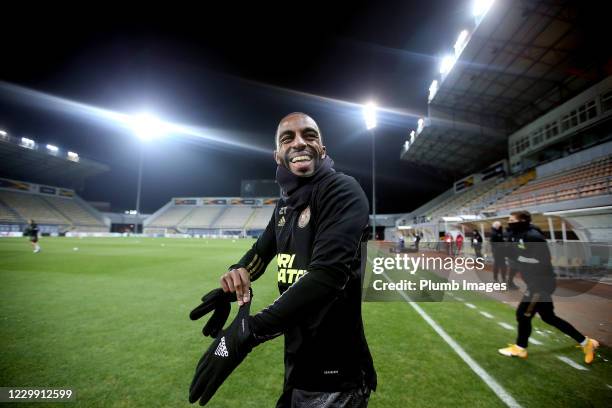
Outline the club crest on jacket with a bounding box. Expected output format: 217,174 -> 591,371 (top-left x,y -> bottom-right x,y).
298,206 -> 311,228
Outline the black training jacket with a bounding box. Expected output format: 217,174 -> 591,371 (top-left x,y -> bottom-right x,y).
507,225 -> 556,293
231,171 -> 376,395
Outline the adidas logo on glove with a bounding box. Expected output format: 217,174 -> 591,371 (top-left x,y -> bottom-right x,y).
214,337 -> 229,357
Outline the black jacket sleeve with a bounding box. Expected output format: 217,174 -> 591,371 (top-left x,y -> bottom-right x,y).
249,175 -> 369,340
230,210 -> 277,282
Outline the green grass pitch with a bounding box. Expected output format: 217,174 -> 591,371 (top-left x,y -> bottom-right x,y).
1,237 -> 611,407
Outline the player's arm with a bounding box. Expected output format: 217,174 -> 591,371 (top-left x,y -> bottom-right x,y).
221,212 -> 277,304
249,177 -> 368,341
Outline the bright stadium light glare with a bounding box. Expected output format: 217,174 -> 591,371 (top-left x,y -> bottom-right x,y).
130,112 -> 167,141
454,30 -> 469,56
21,137 -> 35,149
439,55 -> 456,75
46,144 -> 59,152
67,151 -> 79,162
0,129 -> 7,136
473,0 -> 494,17
410,130 -> 416,143
417,118 -> 425,133
442,216 -> 463,222
362,102 -> 377,130
428,80 -> 439,102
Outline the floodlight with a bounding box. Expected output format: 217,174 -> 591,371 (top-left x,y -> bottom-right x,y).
417,118 -> 425,133
439,55 -> 456,75
46,144 -> 59,152
130,112 -> 167,141
21,137 -> 35,148
67,151 -> 79,162
428,80 -> 439,102
454,30 -> 469,56
410,130 -> 416,143
442,216 -> 463,222
473,0 -> 494,18
362,102 -> 377,130
0,130 -> 7,136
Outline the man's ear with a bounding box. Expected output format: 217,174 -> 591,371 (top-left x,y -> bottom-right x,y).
274,150 -> 281,165
321,145 -> 327,158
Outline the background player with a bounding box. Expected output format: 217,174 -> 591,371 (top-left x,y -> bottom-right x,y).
24,219 -> 41,253
498,211 -> 598,363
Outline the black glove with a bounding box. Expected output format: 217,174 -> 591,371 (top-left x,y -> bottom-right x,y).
189,289 -> 236,338
189,300 -> 255,405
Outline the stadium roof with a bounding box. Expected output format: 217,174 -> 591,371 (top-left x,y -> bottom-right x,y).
0,133 -> 109,188
402,0 -> 610,177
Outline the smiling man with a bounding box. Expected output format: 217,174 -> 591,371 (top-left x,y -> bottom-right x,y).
190,112 -> 376,407
275,113 -> 325,176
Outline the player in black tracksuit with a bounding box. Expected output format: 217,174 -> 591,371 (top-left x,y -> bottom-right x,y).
498,211 -> 598,362
24,219 -> 41,253
219,113 -> 376,407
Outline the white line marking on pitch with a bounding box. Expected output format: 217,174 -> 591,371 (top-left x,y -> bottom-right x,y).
480,311 -> 494,319
465,303 -> 477,309
607,384 -> 612,390
382,273 -> 522,408
529,338 -> 543,345
455,296 -> 465,301
498,322 -> 514,330
556,356 -> 588,371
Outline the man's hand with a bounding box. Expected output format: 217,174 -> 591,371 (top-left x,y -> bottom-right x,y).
189,300 -> 255,405
220,267 -> 251,305
190,289 -> 236,338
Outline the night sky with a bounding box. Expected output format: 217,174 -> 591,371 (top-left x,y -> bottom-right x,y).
0,1 -> 471,214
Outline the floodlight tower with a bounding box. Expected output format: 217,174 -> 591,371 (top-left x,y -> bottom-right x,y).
362,102 -> 378,240
130,112 -> 165,233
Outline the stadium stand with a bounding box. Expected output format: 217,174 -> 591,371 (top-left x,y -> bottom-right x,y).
399,72 -> 612,233
143,197 -> 278,236
391,1 -> 612,284
146,206 -> 194,228
0,178 -> 108,232
0,200 -> 22,224
212,206 -> 257,229
0,190 -> 70,225
43,196 -> 107,227
245,206 -> 275,229
178,206 -> 225,229
488,155 -> 612,212
0,128 -> 110,233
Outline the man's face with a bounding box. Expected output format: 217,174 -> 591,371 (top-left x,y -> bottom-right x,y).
508,215 -> 519,224
274,114 -> 326,177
